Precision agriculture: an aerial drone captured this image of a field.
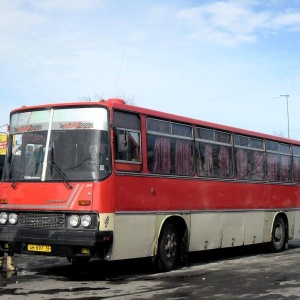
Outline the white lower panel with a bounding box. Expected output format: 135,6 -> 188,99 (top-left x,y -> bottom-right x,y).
111,214 -> 156,260
190,211 -> 267,251
293,211 -> 300,239
244,211 -> 264,245
222,212 -> 245,247
111,210 -> 283,260
189,213 -> 222,251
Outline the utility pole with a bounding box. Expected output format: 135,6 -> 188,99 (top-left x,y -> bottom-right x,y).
280,94 -> 290,139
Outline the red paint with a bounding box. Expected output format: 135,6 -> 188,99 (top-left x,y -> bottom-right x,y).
2,99 -> 300,215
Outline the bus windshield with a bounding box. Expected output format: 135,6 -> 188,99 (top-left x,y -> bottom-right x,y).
3,107 -> 110,182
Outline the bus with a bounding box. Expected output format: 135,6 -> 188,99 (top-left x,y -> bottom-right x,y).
0,98 -> 300,271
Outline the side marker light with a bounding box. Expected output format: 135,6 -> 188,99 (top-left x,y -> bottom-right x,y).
0,198 -> 8,204
78,200 -> 91,206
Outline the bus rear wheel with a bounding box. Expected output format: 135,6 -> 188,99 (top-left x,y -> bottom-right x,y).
271,216 -> 286,252
156,223 -> 179,272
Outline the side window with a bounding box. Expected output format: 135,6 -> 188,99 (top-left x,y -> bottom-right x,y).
147,118 -> 193,176
195,127 -> 233,178
196,142 -> 232,178
234,135 -> 265,181
266,140 -> 291,182
114,111 -> 141,165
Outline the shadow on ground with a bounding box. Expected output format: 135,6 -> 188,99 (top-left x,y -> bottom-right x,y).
27,243 -> 272,281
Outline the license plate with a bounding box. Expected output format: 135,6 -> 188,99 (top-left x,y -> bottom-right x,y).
27,244 -> 51,252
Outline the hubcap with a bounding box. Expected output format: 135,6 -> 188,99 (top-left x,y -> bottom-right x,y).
274,224 -> 283,242
165,232 -> 177,259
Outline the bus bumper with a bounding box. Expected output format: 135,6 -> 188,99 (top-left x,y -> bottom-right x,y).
0,226 -> 113,259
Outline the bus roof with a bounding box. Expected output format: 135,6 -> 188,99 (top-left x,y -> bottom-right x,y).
10,98 -> 300,146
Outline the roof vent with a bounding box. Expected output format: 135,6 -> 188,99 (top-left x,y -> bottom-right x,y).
106,98 -> 126,104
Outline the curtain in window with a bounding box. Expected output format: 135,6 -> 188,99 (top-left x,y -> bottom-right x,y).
253,151 -> 264,180
267,153 -> 277,181
280,155 -> 289,181
236,149 -> 248,179
153,137 -> 171,173
293,158 -> 300,182
175,139 -> 193,175
204,144 -> 213,176
218,146 -> 230,177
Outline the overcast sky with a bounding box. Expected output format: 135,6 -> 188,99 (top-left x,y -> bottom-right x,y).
1,0 -> 300,139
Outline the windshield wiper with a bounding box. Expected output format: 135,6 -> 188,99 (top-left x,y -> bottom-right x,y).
49,161 -> 73,190
11,178 -> 19,189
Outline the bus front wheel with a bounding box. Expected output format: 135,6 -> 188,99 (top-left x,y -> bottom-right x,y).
271,216 -> 286,252
156,222 -> 179,272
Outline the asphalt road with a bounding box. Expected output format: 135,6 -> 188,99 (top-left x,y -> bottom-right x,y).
1,241 -> 300,299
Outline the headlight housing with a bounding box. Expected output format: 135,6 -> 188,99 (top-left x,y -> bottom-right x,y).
9,213 -> 18,225
0,212 -> 8,225
81,215 -> 92,228
70,214 -> 80,227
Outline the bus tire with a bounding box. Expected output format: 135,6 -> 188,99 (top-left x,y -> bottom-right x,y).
270,216 -> 286,252
156,222 -> 179,272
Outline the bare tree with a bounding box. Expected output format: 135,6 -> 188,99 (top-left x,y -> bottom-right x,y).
78,93 -> 136,105
273,131 -> 286,138
78,93 -> 104,102
115,93 -> 136,105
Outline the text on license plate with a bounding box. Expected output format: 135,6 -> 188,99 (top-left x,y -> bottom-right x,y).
27,244 -> 51,252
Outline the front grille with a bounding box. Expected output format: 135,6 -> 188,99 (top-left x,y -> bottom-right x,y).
19,212 -> 65,228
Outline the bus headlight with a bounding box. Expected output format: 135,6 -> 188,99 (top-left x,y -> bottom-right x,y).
81,215 -> 92,228
0,212 -> 8,225
70,214 -> 80,227
9,213 -> 18,225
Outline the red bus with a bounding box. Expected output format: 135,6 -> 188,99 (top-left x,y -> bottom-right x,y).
0,98 -> 300,271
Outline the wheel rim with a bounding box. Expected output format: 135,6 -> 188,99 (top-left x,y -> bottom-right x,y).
165,231 -> 178,260
274,223 -> 284,243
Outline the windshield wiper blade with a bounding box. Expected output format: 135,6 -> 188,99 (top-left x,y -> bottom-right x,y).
50,161 -> 73,189
11,178 -> 19,189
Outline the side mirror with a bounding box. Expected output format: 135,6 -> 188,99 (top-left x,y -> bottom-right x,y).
117,133 -> 128,152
